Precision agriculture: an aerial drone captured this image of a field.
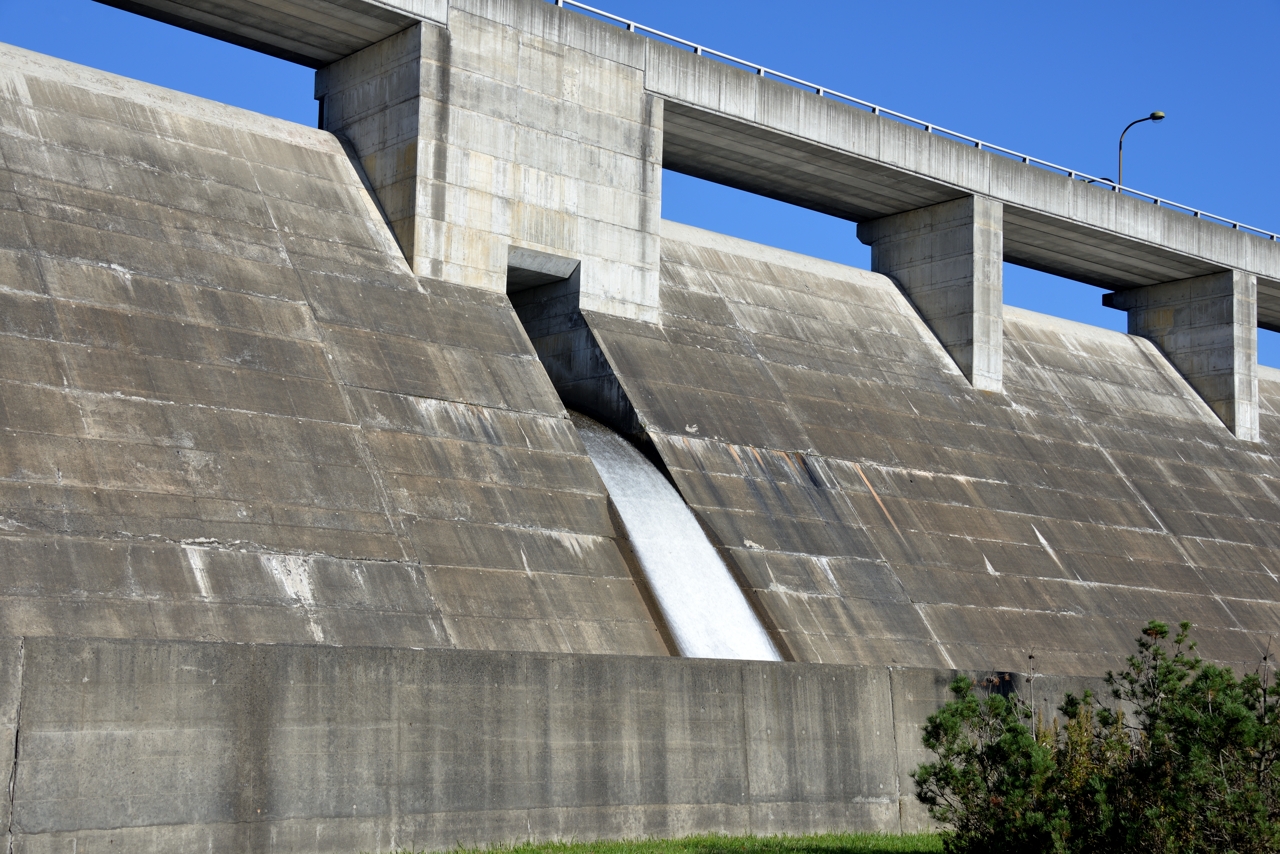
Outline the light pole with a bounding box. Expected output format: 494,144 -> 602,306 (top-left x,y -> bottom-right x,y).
1118,111 -> 1165,188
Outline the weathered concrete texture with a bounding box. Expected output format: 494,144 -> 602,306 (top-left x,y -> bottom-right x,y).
317,0 -> 663,320
578,221 -> 1280,676
0,43 -> 667,657
858,196 -> 1004,392
1105,270 -> 1259,441
5,24 -> 1280,680
93,0 -> 446,67
10,3 -> 1280,846
0,638 -> 23,841
6,638 -> 931,853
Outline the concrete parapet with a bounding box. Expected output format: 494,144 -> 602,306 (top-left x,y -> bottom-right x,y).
858,197 -> 1004,392
1105,271 -> 1259,441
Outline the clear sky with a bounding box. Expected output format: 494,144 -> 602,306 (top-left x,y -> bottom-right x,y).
3,0 -> 1278,364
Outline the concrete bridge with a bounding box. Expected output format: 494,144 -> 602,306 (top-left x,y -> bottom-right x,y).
0,0 -> 1278,849
105,0 -> 1280,437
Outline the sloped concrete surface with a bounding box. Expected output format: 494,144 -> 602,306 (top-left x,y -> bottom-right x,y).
4,37 -> 1274,672
584,221 -> 1280,675
0,43 -> 666,657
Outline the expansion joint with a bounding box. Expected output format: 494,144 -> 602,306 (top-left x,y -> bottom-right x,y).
885,667 -> 904,835
6,637 -> 24,854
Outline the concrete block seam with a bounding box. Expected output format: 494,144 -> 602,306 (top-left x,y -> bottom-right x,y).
886,665 -> 903,837
5,637 -> 22,854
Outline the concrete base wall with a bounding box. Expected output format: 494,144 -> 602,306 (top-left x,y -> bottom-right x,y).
0,638 -> 1051,853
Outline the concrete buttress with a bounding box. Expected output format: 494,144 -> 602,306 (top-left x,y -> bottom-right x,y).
1105,270 -> 1260,441
857,196 -> 1004,392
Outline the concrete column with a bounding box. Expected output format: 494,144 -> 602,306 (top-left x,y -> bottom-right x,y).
1104,270 -> 1259,441
316,25 -> 437,270
857,196 -> 1004,392
315,4 -> 663,321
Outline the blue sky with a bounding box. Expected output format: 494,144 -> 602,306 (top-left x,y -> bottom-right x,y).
3,0 -> 1278,364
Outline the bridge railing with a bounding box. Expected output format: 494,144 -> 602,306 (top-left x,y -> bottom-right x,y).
549,0 -> 1279,243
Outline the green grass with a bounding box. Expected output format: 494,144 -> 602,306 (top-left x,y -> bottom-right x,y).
384,832 -> 942,854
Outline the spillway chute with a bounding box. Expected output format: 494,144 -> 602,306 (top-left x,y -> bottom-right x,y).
574,414 -> 781,662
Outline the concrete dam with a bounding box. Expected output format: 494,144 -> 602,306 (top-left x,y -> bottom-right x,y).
1,0 -> 1280,849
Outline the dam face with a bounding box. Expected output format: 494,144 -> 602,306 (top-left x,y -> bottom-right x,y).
1,0 -> 1280,848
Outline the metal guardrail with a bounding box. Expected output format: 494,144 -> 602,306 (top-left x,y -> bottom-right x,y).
550,0 -> 1279,243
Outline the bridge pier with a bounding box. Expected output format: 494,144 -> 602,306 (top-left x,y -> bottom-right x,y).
1105,271 -> 1259,441
857,196 -> 1004,393
315,25 -> 435,275
315,5 -> 663,321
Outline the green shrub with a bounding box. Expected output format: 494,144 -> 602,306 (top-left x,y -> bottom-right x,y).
913,621 -> 1280,854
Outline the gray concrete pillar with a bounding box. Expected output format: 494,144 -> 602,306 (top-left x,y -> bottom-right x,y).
316,25 -> 436,272
857,196 -> 1004,392
1104,270 -> 1259,441
314,6 -> 663,321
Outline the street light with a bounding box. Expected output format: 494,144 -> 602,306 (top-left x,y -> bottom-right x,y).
1118,111 -> 1165,188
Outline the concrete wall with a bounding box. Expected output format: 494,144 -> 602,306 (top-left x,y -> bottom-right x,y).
6,3 -> 1280,846
6,36 -> 1280,677
8,27 -> 1280,664
585,222 -> 1280,675
1106,270 -> 1259,442
1,637 -> 992,852
0,42 -> 667,657
314,25 -> 433,267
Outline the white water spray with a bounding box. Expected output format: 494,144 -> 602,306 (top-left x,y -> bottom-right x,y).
575,415 -> 781,661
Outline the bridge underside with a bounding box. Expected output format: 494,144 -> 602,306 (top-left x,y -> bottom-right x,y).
93,0 -> 438,66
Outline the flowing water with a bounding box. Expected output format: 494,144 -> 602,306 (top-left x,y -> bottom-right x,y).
575,415 -> 781,661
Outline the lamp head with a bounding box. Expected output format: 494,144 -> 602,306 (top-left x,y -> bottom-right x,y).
1150,111 -> 1166,123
